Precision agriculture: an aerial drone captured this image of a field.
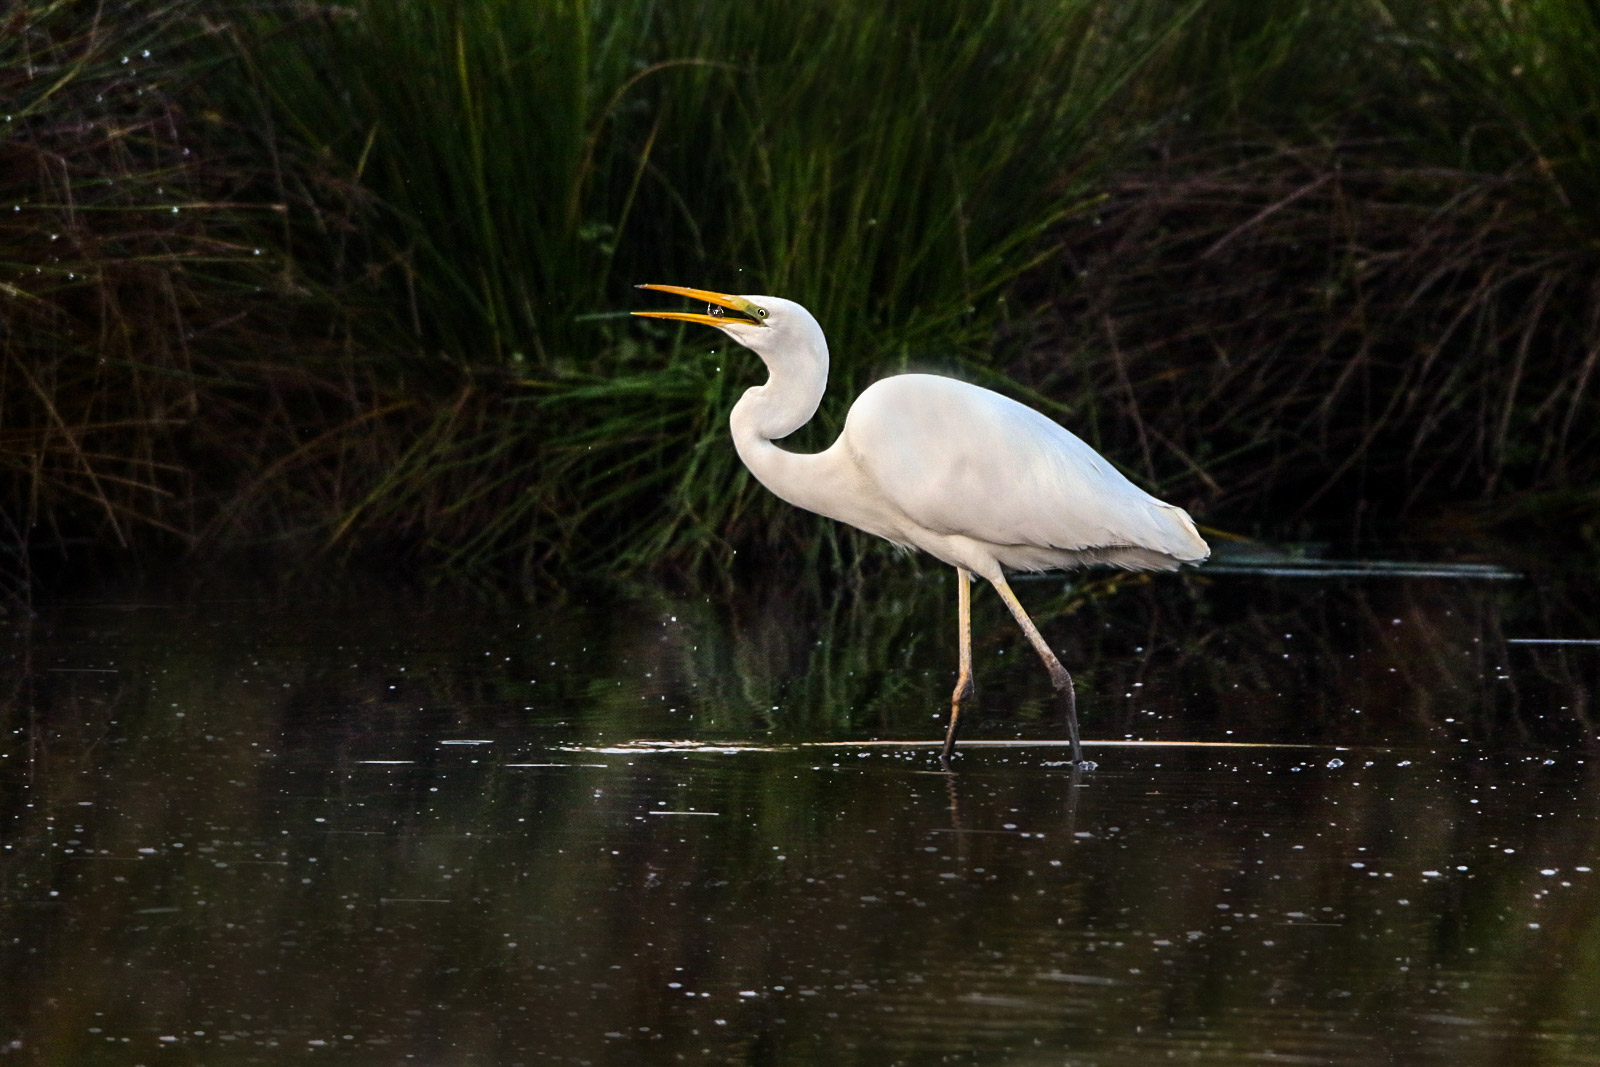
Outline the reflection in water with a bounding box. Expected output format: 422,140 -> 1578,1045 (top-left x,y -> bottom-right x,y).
2,563 -> 1598,1064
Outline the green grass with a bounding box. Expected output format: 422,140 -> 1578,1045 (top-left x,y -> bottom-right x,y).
220,0 -> 1216,574
244,0 -> 1186,363
4,0 -> 1599,590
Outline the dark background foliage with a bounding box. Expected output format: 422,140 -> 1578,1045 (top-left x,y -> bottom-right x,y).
3,0 -> 1597,594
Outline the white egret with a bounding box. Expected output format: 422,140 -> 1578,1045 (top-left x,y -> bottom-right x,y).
634,285 -> 1209,766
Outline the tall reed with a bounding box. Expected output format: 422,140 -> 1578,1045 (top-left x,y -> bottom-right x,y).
5,0 -> 1598,589
1,2 -> 242,589
230,0 -> 1208,572
1020,0 -> 1600,534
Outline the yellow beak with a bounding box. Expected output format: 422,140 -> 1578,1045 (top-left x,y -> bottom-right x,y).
632,284 -> 767,328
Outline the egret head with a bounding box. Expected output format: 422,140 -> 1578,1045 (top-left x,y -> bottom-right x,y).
633,284 -> 826,366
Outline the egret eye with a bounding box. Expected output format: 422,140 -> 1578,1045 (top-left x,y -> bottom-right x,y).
755,307 -> 768,319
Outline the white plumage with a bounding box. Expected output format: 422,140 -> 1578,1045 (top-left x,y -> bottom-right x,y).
635,286 -> 1209,766
840,373 -> 1208,574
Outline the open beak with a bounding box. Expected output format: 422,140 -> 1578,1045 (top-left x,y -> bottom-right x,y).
632,284 -> 767,327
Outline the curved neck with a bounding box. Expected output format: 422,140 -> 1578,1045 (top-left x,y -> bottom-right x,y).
729,341 -> 830,510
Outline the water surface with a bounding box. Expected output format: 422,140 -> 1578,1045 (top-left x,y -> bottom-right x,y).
3,555 -> 1598,1064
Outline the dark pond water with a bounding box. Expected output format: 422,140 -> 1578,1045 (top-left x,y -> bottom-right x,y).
3,548 -> 1599,1065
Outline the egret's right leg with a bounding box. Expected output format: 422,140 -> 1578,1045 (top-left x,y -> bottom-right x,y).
989,574 -> 1089,768
941,567 -> 974,765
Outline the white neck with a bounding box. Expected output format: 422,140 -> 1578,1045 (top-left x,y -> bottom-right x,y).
728,332 -> 830,512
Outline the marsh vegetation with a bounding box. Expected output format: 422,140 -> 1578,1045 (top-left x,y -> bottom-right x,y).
4,0 -> 1598,591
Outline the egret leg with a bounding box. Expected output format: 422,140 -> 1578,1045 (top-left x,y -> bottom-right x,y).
941,568 -> 975,765
989,575 -> 1087,767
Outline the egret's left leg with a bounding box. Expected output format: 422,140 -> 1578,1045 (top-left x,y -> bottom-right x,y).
941,568 -> 975,765
988,574 -> 1089,768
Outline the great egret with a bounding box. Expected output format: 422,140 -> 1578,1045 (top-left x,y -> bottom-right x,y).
634,285 -> 1209,766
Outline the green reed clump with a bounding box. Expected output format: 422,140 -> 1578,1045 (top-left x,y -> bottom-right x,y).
226,0 -> 1599,576
244,0 -> 1187,362
6,0 -> 1599,590
224,0 -> 1214,574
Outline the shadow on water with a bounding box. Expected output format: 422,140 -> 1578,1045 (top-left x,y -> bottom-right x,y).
2,551 -> 1599,1064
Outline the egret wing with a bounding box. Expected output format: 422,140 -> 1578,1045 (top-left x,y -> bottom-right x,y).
842,374 -> 1205,564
